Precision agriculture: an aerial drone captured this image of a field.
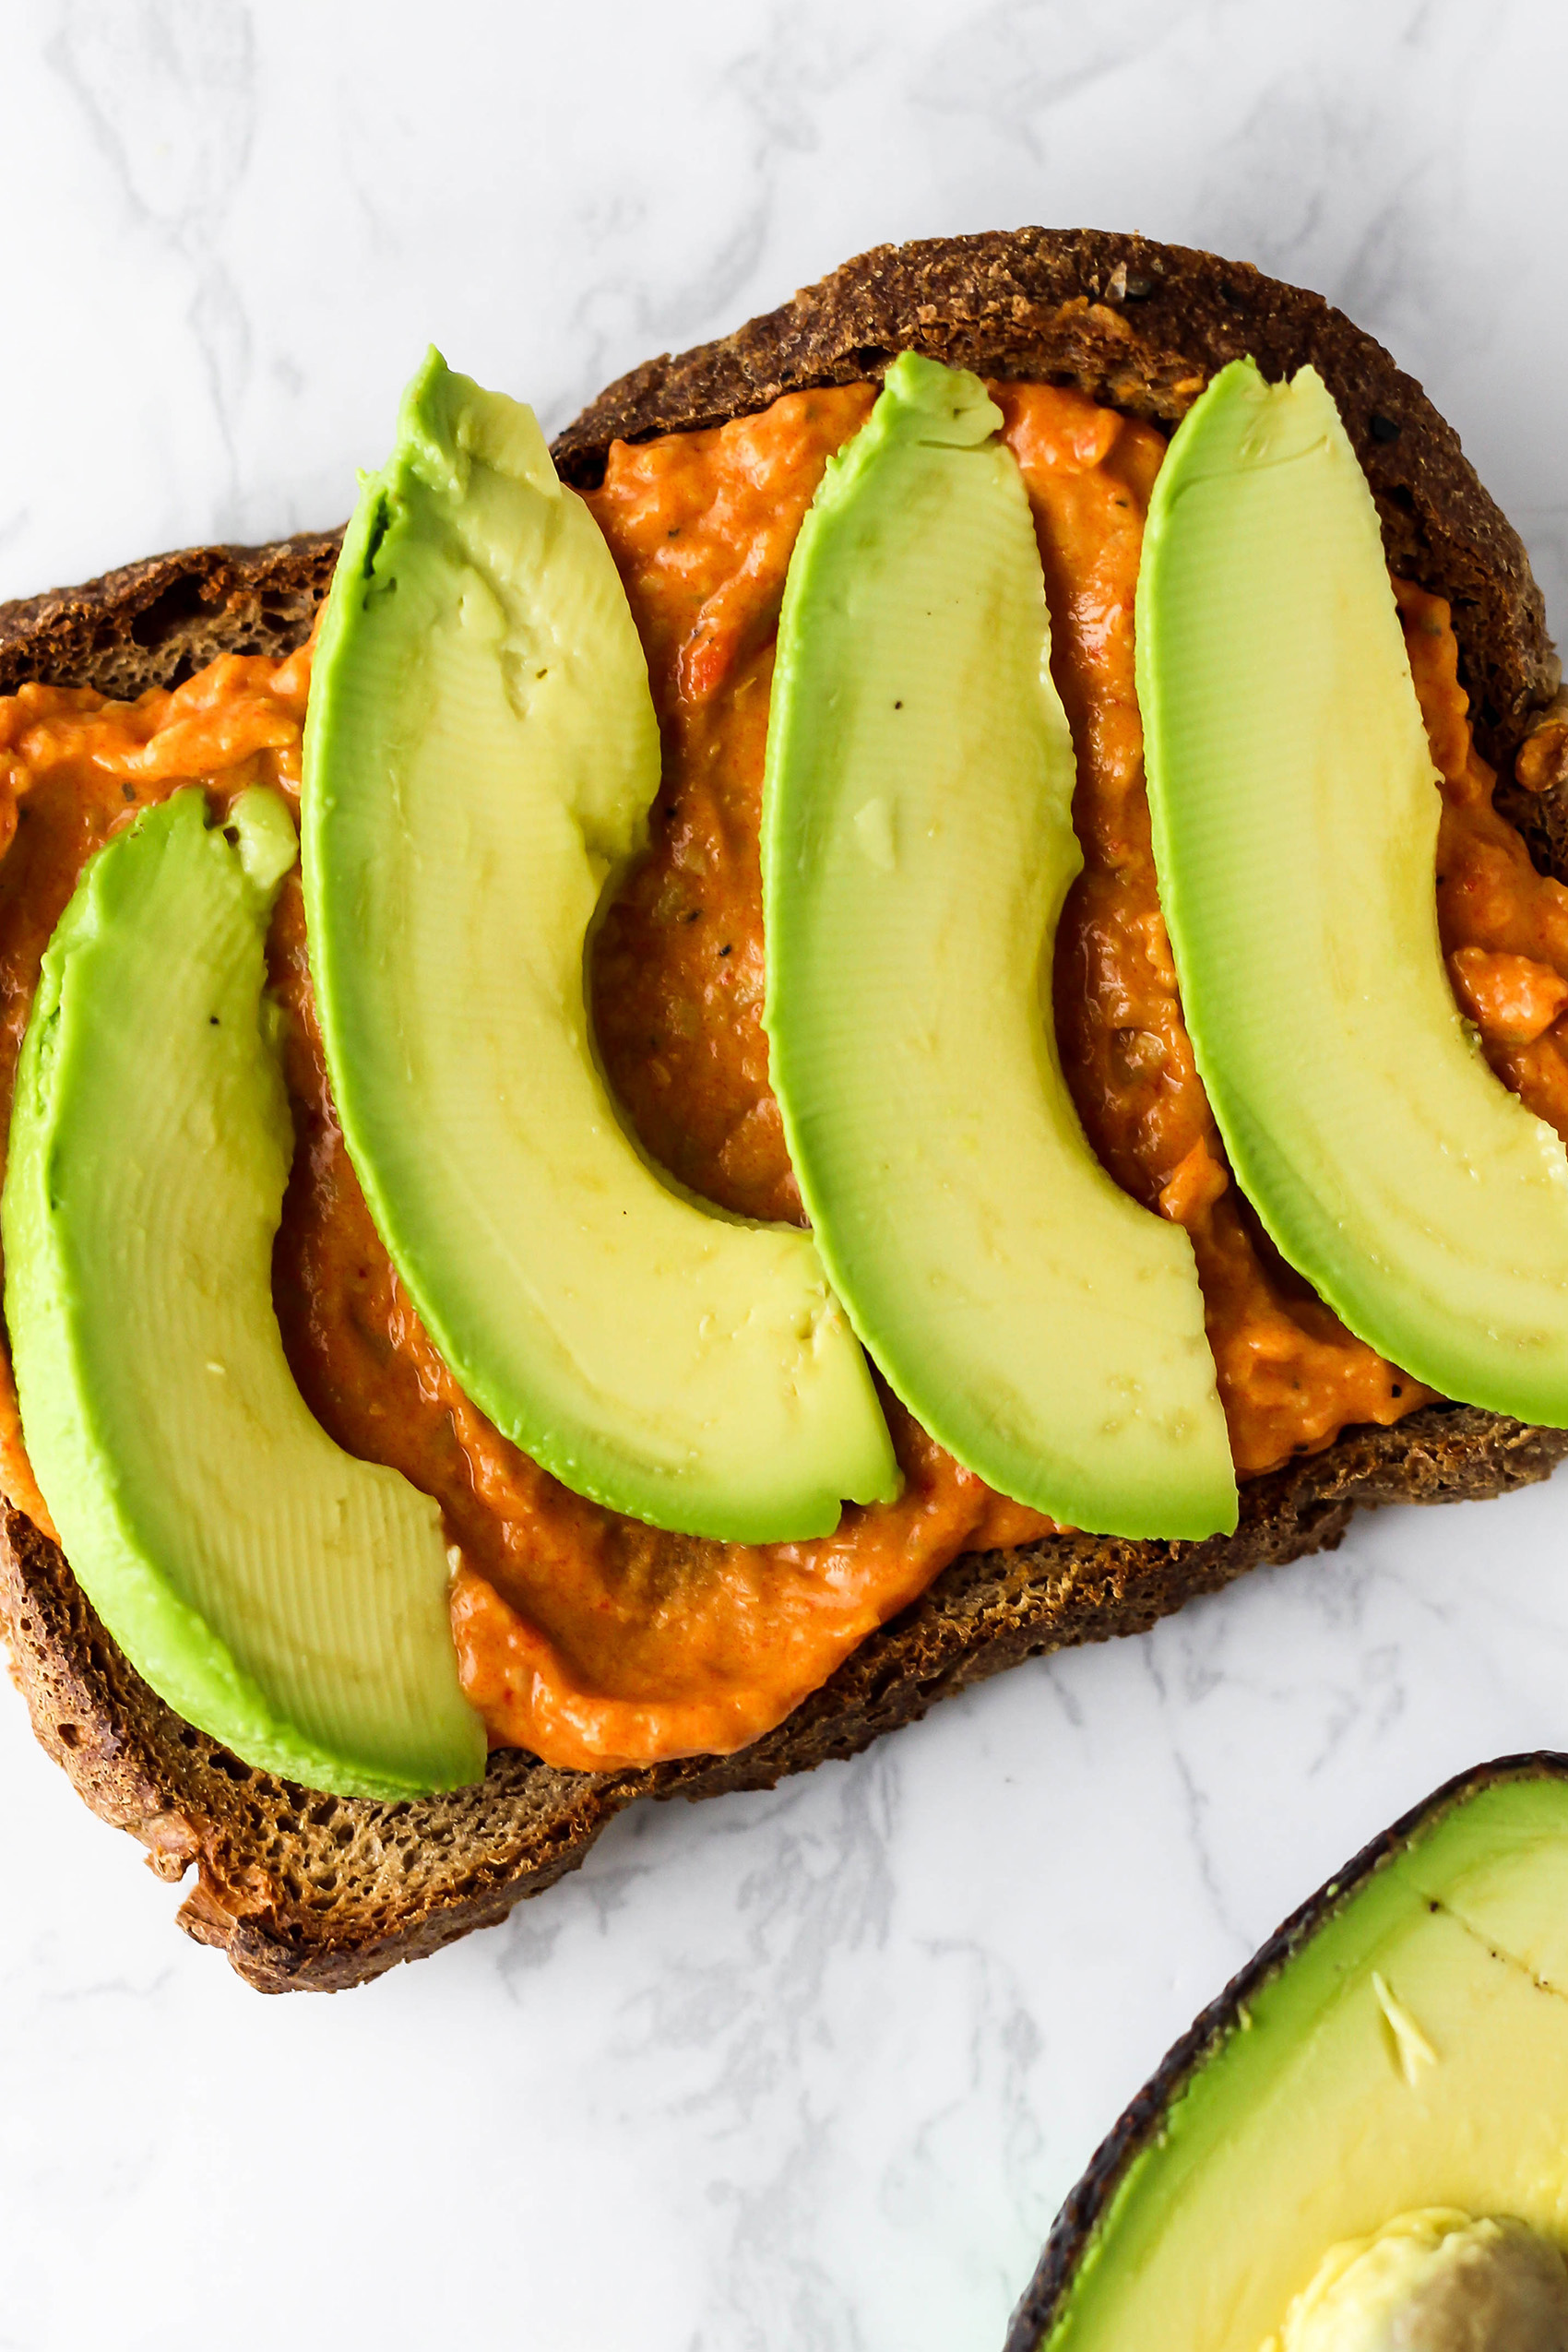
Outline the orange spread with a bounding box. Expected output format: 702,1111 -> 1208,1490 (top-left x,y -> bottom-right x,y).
0,379 -> 1561,1773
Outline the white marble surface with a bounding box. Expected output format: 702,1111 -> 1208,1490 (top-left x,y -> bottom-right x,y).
3,5 -> 1568,2346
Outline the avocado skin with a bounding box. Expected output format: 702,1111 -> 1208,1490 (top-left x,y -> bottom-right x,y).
1004,1751 -> 1568,2352
2,790 -> 486,1800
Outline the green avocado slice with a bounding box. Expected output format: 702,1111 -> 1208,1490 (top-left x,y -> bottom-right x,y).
1016,1759 -> 1568,2351
762,352 -> 1236,1540
2,789 -> 485,1800
303,351 -> 897,1543
1138,357 -> 1568,1424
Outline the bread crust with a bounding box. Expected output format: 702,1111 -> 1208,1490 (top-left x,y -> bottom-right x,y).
556,227 -> 1560,770
2,227 -> 1564,1992
0,531 -> 344,701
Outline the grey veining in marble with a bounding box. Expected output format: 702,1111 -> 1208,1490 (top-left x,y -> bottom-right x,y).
2,5 -> 1567,2347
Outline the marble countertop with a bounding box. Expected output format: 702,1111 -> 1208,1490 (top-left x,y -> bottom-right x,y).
4,5 -> 1567,2346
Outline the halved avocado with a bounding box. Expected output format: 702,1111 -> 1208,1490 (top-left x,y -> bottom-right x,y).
1138,357 -> 1568,1425
1007,1755 -> 1568,2352
762,351 -> 1235,1539
2,789 -> 485,1800
303,350 -> 897,1544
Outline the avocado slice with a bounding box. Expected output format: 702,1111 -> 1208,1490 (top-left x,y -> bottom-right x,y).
1008,1756 -> 1568,2352
762,353 -> 1235,1539
303,351 -> 897,1543
1138,357 -> 1568,1425
2,790 -> 485,1799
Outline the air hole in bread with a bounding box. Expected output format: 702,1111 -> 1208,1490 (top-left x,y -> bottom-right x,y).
129,573 -> 215,651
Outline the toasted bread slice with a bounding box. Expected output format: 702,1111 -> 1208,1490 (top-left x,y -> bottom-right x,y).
3,229 -> 1565,1992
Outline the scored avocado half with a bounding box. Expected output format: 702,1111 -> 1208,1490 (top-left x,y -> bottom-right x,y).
303,350 -> 897,1544
1138,356 -> 1568,1426
1,790 -> 486,1799
762,352 -> 1235,1540
1007,1754 -> 1568,2352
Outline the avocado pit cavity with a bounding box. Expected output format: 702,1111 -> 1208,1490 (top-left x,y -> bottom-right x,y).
1279,2211 -> 1568,2351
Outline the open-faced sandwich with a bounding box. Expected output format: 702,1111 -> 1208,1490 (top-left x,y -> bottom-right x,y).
3,228 -> 1567,1990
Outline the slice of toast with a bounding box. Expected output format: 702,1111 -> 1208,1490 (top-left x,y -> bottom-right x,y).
4,229 -> 1565,1993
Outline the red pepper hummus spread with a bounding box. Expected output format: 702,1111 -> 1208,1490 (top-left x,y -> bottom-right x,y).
0,380 -> 1559,1772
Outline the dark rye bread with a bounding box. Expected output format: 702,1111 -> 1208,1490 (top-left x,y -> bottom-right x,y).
0,531 -> 345,703
2,229 -> 1566,1995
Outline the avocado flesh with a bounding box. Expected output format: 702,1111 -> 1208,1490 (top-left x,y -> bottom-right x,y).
1034,1768 -> 1568,2351
1138,357 -> 1568,1425
2,790 -> 485,1799
303,351 -> 897,1543
762,352 -> 1235,1539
